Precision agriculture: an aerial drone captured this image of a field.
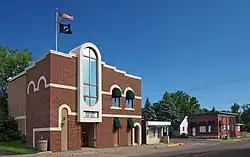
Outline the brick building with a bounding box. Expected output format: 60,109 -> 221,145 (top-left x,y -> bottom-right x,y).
8,42 -> 142,152
188,112 -> 242,138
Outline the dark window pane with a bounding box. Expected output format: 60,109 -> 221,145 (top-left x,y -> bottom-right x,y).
83,57 -> 90,84
90,86 -> 97,97
90,58 -> 97,85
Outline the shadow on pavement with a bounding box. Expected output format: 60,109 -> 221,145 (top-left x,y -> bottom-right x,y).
142,148 -> 250,157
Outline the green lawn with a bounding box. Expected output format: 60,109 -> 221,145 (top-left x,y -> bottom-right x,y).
0,141 -> 38,154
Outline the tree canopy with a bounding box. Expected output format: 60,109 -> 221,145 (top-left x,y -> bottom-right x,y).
143,90 -> 202,130
142,90 -> 250,132
142,98 -> 156,121
0,46 -> 32,113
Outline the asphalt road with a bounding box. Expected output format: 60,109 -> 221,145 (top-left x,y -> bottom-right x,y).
160,148 -> 250,157
138,140 -> 250,157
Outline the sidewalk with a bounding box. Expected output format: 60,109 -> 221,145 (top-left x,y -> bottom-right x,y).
5,141 -> 220,157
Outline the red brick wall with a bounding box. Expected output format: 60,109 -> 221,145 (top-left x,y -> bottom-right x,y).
102,65 -> 142,115
26,55 -> 51,147
50,54 -> 77,86
102,95 -> 141,115
96,117 -> 141,148
10,51 -> 141,152
188,114 -> 218,137
189,114 -> 237,138
50,132 -> 60,152
218,115 -> 234,137
49,53 -> 79,152
102,65 -> 141,97
68,115 -> 81,150
234,125 -> 241,137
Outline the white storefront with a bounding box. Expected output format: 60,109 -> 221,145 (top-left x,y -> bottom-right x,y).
145,121 -> 171,144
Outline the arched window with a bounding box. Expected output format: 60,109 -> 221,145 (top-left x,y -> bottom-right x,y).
112,88 -> 122,107
125,90 -> 135,108
83,48 -> 98,106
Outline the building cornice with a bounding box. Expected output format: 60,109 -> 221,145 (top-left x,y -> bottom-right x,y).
8,47 -> 142,82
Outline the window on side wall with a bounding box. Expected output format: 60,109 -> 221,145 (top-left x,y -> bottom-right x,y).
125,90 -> 135,108
208,126 -> 211,132
112,87 -> 122,107
183,127 -> 185,131
237,126 -> 241,131
199,126 -> 206,133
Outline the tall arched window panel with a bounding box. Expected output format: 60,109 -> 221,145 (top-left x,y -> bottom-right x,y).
83,48 -> 98,106
112,88 -> 122,107
125,90 -> 135,108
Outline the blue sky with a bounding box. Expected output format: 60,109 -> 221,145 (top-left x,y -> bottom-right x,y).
1,0 -> 250,110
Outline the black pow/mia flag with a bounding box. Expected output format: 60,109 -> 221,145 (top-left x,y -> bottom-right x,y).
59,23 -> 72,34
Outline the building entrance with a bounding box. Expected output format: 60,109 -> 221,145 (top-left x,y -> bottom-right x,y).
81,123 -> 96,147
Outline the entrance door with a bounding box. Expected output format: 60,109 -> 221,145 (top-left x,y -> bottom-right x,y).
192,127 -> 196,136
61,109 -> 68,151
81,123 -> 96,147
81,126 -> 88,147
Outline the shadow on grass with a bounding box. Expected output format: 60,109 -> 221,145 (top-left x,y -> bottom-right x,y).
0,141 -> 39,156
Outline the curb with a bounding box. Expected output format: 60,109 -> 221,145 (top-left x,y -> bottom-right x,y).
207,139 -> 242,142
166,143 -> 184,147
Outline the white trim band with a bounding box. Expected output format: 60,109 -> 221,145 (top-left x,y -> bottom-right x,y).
102,114 -> 142,119
49,83 -> 77,90
14,116 -> 26,120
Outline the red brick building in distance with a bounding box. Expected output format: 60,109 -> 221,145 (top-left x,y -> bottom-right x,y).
7,42 -> 142,152
188,112 -> 242,139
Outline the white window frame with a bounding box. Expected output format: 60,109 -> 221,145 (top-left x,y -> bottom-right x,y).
208,126 -> 211,132
237,126 -> 241,131
199,126 -> 206,133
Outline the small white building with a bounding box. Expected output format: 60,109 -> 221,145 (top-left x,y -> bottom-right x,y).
142,121 -> 171,145
179,116 -> 188,136
172,116 -> 188,137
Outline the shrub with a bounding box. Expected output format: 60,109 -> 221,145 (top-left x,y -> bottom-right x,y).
0,112 -> 21,141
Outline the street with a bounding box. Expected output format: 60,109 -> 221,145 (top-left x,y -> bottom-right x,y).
135,139 -> 250,157
1,139 -> 249,157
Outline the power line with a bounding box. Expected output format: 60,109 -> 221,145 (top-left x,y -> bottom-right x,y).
145,75 -> 250,100
188,75 -> 250,91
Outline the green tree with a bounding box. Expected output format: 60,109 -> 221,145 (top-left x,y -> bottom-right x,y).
167,90 -> 201,117
230,103 -> 243,123
201,108 -> 209,112
241,104 -> 250,131
231,103 -> 240,113
220,109 -> 231,113
152,102 -> 161,119
153,91 -> 202,130
211,106 -> 216,112
142,98 -> 156,121
157,92 -> 181,130
0,46 -> 32,113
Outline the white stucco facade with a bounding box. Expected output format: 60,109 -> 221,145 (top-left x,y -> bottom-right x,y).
179,116 -> 188,136
145,121 -> 171,145
70,43 -> 103,123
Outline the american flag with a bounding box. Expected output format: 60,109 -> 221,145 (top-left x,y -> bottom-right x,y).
59,12 -> 74,21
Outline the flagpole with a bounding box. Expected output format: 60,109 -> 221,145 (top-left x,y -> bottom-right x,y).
56,8 -> 59,51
